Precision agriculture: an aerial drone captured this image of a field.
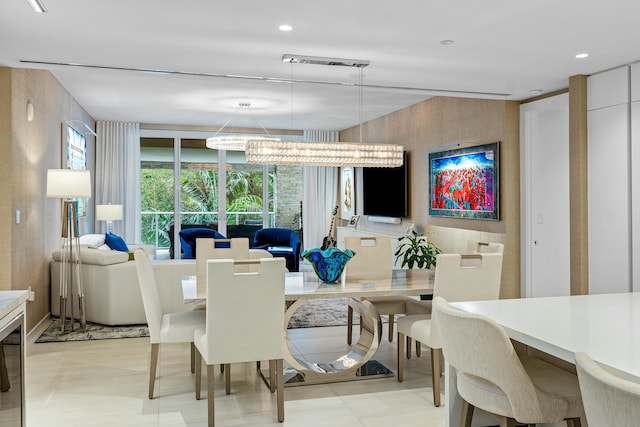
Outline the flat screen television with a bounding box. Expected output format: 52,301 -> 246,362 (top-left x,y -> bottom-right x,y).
362,151 -> 409,218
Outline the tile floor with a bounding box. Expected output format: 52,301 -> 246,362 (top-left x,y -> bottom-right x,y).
26,322 -> 445,426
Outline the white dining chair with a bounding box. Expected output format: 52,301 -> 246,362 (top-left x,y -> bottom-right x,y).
133,249 -> 206,399
575,351 -> 640,426
404,240 -> 504,356
194,257 -> 287,426
433,296 -> 584,426
344,236 -> 411,344
396,252 -> 503,407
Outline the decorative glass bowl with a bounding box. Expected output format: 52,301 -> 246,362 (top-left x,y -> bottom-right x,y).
302,247 -> 355,283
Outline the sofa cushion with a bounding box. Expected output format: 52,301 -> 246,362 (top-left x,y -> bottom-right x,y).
105,232 -> 130,252
51,247 -> 129,265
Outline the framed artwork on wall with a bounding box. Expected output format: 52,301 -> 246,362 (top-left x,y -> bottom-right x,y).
64,123 -> 88,217
428,142 -> 499,220
340,166 -> 355,220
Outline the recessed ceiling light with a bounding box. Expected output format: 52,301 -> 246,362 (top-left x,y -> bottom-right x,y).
530,89 -> 543,96
26,0 -> 46,13
575,53 -> 589,59
279,24 -> 293,32
440,39 -> 455,45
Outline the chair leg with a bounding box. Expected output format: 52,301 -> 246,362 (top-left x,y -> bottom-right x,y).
406,337 -> 412,359
416,340 -> 422,357
148,343 -> 159,399
269,360 -> 276,393
276,359 -> 285,422
566,418 -> 582,427
191,342 -> 195,374
388,314 -> 395,342
397,332 -> 405,382
347,305 -> 353,345
224,364 -> 231,395
431,348 -> 442,407
497,417 -> 518,427
461,399 -> 474,427
195,349 -> 202,399
207,364 -> 215,427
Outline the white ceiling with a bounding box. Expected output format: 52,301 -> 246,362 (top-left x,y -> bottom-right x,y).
2,0 -> 639,131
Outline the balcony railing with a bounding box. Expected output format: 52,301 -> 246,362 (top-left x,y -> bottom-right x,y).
141,210 -> 275,249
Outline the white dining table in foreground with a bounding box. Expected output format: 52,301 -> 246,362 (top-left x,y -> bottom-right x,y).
446,292 -> 640,426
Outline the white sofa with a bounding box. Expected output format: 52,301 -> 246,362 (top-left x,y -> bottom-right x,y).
51,244 -> 197,325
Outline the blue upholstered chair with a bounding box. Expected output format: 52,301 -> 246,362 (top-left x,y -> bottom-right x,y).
253,228 -> 301,272
178,228 -> 226,259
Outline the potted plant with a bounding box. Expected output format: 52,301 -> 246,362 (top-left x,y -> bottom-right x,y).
394,232 -> 442,269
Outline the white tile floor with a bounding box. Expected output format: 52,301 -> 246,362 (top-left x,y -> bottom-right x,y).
26,322 -> 445,426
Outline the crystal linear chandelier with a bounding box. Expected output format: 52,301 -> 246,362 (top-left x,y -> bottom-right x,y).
245,54 -> 404,168
245,140 -> 404,167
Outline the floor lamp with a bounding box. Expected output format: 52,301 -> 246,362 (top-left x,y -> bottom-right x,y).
96,204 -> 123,234
47,169 -> 92,333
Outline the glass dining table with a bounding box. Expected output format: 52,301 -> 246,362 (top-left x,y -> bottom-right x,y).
182,268 -> 434,385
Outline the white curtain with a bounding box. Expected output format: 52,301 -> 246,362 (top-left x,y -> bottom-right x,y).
95,121 -> 141,243
302,130 -> 339,250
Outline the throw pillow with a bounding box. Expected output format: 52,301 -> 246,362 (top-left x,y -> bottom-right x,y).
105,232 -> 130,252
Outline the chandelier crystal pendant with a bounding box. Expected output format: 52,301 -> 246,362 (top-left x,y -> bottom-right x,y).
205,102 -> 280,151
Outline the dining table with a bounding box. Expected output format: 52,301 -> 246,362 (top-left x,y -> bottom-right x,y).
182,267 -> 434,385
445,292 -> 640,426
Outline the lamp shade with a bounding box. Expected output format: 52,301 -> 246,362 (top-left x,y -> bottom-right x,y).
96,204 -> 123,221
46,169 -> 92,198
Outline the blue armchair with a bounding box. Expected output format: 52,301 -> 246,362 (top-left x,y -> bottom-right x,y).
253,228 -> 301,272
179,228 -> 226,259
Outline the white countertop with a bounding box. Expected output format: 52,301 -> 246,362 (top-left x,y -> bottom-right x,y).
452,292 -> 640,381
0,290 -> 29,320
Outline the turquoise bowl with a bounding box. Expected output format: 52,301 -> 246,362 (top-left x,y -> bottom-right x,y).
302,247 -> 355,283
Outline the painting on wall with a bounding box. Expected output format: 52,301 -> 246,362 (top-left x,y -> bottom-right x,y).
340,166 -> 355,220
64,123 -> 88,217
428,142 -> 499,220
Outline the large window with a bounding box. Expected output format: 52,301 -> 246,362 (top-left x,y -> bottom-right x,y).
140,131 -> 302,258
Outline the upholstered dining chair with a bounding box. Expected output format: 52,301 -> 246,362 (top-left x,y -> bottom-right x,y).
433,297 -> 584,427
194,257 -> 286,426
575,351 -> 640,426
133,249 -> 205,399
195,237 -> 272,371
396,252 -> 503,407
344,236 -> 412,344
403,240 -> 504,357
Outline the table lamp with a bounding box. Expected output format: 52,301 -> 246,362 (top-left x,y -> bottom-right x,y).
96,204 -> 123,234
47,169 -> 91,333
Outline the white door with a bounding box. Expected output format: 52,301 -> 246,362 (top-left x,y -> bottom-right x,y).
520,94 -> 570,297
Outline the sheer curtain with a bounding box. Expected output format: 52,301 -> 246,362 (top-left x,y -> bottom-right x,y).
302,130 -> 339,250
95,121 -> 141,243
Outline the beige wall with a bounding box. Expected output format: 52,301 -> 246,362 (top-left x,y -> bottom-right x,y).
341,96 -> 521,299
0,67 -> 95,331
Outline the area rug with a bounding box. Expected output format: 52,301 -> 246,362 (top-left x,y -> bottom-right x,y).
35,299 -> 378,343
35,319 -> 149,343
287,298 -> 388,328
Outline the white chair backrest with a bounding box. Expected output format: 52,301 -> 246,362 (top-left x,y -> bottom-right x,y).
344,236 -> 393,280
196,238 -> 250,286
432,297 -> 561,422
433,253 -> 503,302
204,257 -> 286,364
466,240 -> 504,254
133,249 -> 163,343
575,352 -> 640,427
